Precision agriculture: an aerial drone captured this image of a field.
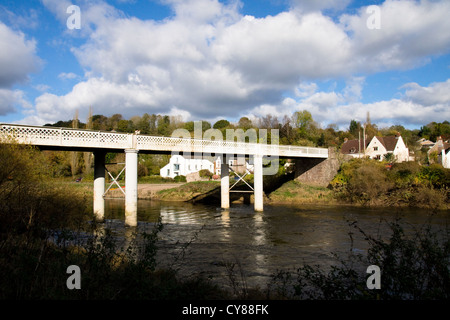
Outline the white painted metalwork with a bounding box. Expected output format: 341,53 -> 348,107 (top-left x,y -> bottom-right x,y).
0,123 -> 328,158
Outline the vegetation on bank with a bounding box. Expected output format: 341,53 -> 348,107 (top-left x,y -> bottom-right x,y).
330,158 -> 450,210
156,180 -> 220,201
1,142 -> 449,300
0,143 -> 225,299
267,180 -> 336,205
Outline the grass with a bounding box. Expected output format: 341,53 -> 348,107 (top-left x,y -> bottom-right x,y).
267,180 -> 337,205
156,180 -> 220,201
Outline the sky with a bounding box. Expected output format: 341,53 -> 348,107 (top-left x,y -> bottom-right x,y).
0,0 -> 449,130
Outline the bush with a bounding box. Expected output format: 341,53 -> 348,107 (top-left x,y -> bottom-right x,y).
418,164 -> 450,188
0,143 -> 88,236
331,159 -> 393,205
331,158 -> 449,208
174,175 -> 187,182
198,169 -> 213,179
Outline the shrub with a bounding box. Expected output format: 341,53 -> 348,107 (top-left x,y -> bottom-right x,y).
174,175 -> 187,182
0,142 -> 88,236
198,169 -> 213,179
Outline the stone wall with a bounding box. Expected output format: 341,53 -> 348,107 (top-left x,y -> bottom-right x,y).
294,147 -> 350,187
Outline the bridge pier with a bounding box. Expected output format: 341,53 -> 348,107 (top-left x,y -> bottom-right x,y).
125,149 -> 138,227
221,155 -> 264,212
221,162 -> 230,209
253,155 -> 263,212
93,151 -> 105,222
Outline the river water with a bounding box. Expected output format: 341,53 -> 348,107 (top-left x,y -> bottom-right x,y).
102,199 -> 448,290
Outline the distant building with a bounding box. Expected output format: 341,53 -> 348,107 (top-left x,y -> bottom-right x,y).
160,155 -> 214,179
442,147 -> 450,169
428,136 -> 450,166
160,155 -> 254,179
417,138 -> 435,149
340,138 -> 367,158
341,135 -> 410,162
366,135 -> 410,162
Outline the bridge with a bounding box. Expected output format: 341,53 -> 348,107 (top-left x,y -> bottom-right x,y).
0,123 -> 328,226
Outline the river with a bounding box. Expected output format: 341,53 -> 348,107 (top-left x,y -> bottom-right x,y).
102,198 -> 448,291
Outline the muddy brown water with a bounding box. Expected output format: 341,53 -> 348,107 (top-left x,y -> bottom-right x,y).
101,198 -> 449,290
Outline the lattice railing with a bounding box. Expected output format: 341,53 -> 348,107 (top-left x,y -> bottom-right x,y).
0,123 -> 328,158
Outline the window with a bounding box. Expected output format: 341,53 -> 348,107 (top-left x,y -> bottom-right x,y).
374,147 -> 378,151
167,169 -> 170,176
174,164 -> 180,171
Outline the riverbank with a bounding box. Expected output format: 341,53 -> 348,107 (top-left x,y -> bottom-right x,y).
57,179 -> 341,206
55,173 -> 449,210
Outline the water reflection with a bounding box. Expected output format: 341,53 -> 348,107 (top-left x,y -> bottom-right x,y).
103,199 -> 448,288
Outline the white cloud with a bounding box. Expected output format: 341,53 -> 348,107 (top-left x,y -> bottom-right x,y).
290,0 -> 352,13
58,72 -> 78,80
0,22 -> 40,88
340,0 -> 450,71
268,79 -> 450,129
402,79 -> 450,106
21,0 -> 450,127
0,89 -> 32,116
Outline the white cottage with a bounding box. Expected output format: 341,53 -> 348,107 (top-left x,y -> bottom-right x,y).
366,135 -> 410,162
160,155 -> 254,179
442,147 -> 450,169
160,155 -> 215,179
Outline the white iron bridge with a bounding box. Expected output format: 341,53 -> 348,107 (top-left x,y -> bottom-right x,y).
0,123 -> 328,226
0,123 -> 328,158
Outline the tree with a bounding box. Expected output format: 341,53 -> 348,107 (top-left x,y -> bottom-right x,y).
137,113 -> 151,134
238,117 -> 253,130
92,115 -> 108,130
292,110 -> 315,138
157,115 -> 171,136
213,119 -> 230,129
349,120 -> 361,138
117,120 -> 134,133
108,113 -> 123,131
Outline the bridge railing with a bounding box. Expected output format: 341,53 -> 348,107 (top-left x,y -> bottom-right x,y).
0,123 -> 328,158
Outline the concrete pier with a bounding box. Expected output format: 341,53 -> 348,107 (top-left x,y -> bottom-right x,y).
93,151 -> 105,222
253,155 -> 263,212
125,149 -> 138,227
221,162 -> 230,209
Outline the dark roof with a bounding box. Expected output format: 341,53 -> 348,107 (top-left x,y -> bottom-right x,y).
375,136 -> 399,152
341,139 -> 367,154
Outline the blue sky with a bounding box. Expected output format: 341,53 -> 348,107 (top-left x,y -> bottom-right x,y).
0,0 -> 449,130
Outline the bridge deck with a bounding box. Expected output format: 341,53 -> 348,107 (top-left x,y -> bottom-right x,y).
0,123 -> 328,158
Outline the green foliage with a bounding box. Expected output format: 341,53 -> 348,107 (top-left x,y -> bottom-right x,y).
418,164 -> 450,188
331,159 -> 449,208
174,175 -> 187,182
0,143 -> 88,236
198,169 -> 213,179
213,119 -> 230,129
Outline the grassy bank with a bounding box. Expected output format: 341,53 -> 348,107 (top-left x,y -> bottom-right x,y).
267,180 -> 337,205
156,180 -> 220,201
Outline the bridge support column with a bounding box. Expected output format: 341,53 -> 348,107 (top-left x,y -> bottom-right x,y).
221,162 -> 230,209
93,151 -> 105,222
254,155 -> 263,212
125,149 -> 138,227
